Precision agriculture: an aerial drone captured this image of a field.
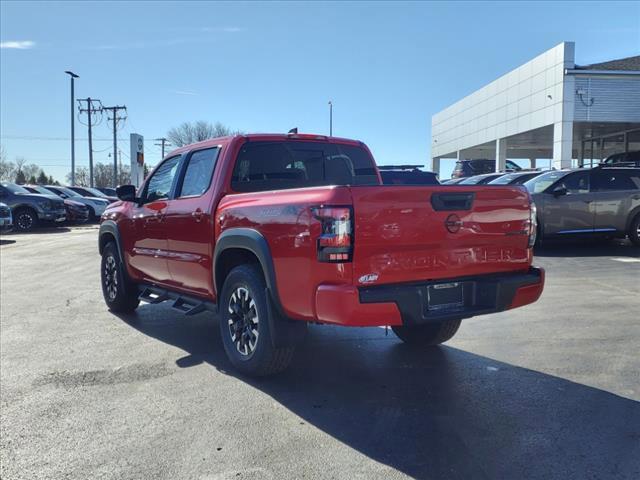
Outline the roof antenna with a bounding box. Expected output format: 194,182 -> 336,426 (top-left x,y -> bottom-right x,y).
288,128 -> 298,134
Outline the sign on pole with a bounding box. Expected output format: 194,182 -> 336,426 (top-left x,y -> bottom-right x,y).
130,133 -> 144,187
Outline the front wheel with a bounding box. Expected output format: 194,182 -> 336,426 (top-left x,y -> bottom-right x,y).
220,265 -> 295,376
101,242 -> 139,313
392,319 -> 461,346
14,208 -> 38,232
628,214 -> 640,247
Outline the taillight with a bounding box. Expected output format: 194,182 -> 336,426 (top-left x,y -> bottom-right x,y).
311,206 -> 353,262
528,201 -> 537,248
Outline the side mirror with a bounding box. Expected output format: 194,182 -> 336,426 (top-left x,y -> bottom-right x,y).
116,184 -> 137,202
552,186 -> 568,197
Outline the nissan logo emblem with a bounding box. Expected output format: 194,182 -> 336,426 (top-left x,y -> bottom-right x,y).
445,214 -> 463,233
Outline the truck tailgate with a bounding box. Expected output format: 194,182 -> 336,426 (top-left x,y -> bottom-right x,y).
350,185 -> 533,286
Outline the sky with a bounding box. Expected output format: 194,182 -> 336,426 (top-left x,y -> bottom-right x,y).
1,1 -> 639,181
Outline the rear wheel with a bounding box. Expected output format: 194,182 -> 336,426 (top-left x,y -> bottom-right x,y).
629,213 -> 640,247
14,208 -> 38,232
220,265 -> 295,376
392,319 -> 461,346
101,242 -> 139,312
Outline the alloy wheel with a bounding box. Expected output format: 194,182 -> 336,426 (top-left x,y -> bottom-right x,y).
103,255 -> 118,301
227,286 -> 260,357
16,212 -> 33,231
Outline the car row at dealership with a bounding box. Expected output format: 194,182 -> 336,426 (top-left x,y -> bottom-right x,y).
0,183 -> 116,232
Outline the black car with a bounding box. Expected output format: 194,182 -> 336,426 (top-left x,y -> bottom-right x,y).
603,151 -> 640,166
487,170 -> 545,185
457,173 -> 507,185
0,182 -> 66,231
22,185 -> 90,224
452,158 -> 522,178
378,165 -> 439,185
96,187 -> 117,197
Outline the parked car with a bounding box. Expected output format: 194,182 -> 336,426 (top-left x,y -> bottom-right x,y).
524,166 -> 640,245
452,158 -> 522,178
378,165 -> 439,185
97,187 -> 117,197
0,202 -> 13,233
67,186 -> 118,204
603,150 -> 640,166
440,178 -> 466,185
0,182 -> 66,231
487,170 -> 545,185
43,185 -> 110,220
22,185 -> 90,224
99,132 -> 544,376
457,172 -> 506,185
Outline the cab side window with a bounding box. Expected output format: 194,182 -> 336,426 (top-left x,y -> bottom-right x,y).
592,170 -> 639,191
177,147 -> 220,198
558,171 -> 590,194
143,156 -> 181,203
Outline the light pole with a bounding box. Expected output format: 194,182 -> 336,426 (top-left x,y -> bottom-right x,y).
65,71 -> 79,185
328,100 -> 333,136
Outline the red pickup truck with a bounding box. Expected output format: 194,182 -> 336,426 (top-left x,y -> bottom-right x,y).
99,133 -> 544,376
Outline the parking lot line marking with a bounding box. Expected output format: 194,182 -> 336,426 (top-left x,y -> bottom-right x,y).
610,257 -> 640,263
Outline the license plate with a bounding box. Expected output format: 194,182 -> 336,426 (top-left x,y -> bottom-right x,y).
427,282 -> 465,312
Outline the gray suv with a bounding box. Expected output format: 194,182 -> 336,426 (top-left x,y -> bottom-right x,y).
525,167 -> 640,246
0,182 -> 66,231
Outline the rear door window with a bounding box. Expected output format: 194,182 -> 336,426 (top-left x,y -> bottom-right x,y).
177,147 -> 220,198
231,141 -> 379,193
592,170 -> 640,191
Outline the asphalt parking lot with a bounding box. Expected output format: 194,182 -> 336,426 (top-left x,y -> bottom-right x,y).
1,227 -> 639,480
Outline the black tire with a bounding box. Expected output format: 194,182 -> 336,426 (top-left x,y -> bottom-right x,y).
87,206 -> 98,222
219,265 -> 295,376
13,208 -> 38,232
392,319 -> 461,346
628,214 -> 640,247
101,242 -> 139,313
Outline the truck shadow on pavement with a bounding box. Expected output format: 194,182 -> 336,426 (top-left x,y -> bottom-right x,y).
120,306 -> 640,480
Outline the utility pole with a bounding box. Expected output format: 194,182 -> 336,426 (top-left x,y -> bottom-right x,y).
154,138 -> 171,159
102,105 -> 127,187
77,97 -> 102,187
64,71 -> 79,185
328,100 -> 333,137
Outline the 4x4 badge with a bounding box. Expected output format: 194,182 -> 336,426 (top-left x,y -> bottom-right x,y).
445,214 -> 463,233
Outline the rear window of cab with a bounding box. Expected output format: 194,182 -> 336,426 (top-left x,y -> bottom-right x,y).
231,141 -> 380,193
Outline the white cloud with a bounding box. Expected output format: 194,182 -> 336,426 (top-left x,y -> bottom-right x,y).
0,40 -> 35,49
172,90 -> 198,96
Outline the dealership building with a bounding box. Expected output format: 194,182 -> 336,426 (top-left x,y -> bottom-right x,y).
430,42 -> 640,175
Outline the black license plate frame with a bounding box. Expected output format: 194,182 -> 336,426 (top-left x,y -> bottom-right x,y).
426,282 -> 466,312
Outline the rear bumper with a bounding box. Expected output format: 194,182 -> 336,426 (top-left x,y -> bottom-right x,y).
314,267 -> 544,327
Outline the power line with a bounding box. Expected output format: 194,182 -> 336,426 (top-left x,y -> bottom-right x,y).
77,97 -> 103,187
154,137 -> 171,158
102,105 -> 127,187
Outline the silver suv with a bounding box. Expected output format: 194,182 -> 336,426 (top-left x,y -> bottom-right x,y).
525,166 -> 640,246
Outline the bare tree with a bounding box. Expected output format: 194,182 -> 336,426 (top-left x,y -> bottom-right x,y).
167,121 -> 241,147
0,152 -> 16,182
66,167 -> 90,187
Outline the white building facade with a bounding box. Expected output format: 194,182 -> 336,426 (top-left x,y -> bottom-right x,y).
431,42 -> 640,175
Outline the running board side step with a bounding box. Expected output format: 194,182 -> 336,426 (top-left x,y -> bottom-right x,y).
138,285 -> 216,315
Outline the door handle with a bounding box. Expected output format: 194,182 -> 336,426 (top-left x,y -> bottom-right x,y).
191,208 -> 203,222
